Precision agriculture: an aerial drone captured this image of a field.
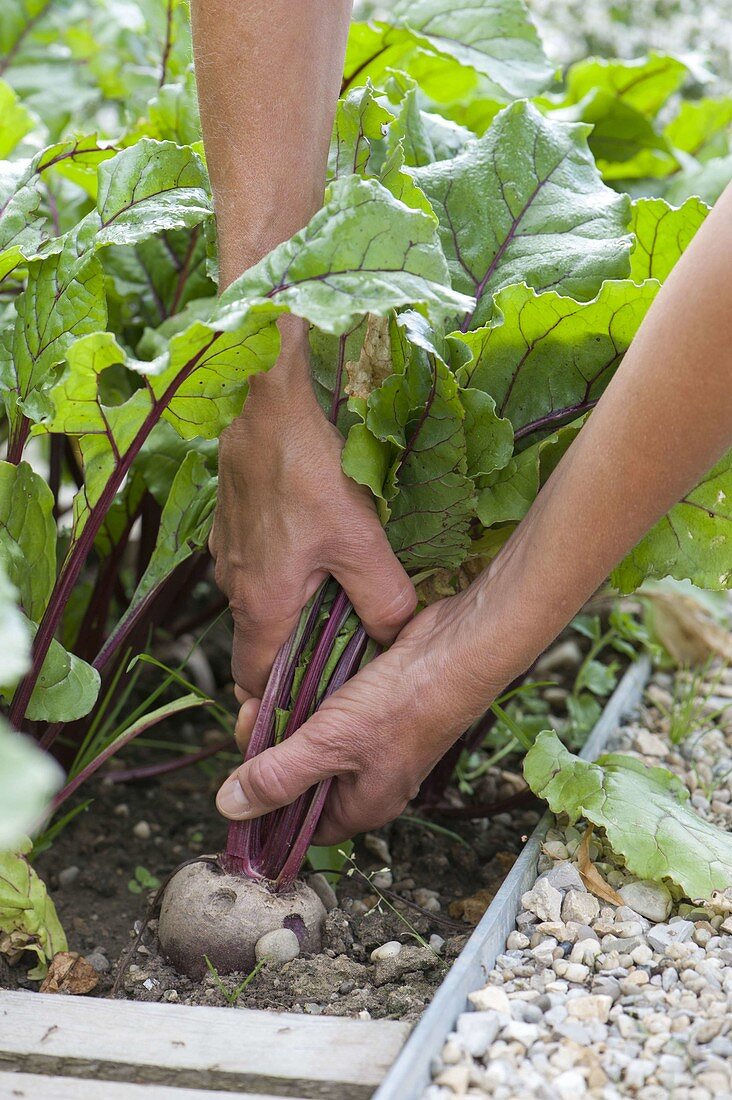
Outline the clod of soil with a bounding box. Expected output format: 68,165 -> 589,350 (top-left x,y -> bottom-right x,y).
158,859 -> 326,977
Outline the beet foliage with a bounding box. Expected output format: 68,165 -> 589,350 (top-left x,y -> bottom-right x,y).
0,0 -> 731,925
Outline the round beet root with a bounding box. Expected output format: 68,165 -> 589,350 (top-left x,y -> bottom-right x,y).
158,860 -> 327,978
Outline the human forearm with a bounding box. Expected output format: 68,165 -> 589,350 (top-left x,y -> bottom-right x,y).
195,1 -> 416,697
470,183 -> 732,675
191,0 -> 352,292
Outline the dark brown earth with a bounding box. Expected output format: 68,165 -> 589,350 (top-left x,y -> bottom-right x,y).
4,618 -> 605,1019
15,756 -> 540,1020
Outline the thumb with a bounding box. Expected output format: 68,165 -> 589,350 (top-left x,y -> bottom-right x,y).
329,521 -> 417,646
216,725 -> 336,820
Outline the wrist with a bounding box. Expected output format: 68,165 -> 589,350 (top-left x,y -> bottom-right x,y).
235,314 -> 315,418
463,511 -> 577,698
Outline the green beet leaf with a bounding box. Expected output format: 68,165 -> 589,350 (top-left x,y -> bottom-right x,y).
344,0 -> 552,103
345,352 -> 476,569
0,137 -> 114,283
0,160 -> 45,283
136,422 -> 217,507
150,303 -> 281,439
0,729 -> 62,852
0,0 -> 54,65
412,101 -> 632,329
475,420 -> 582,527
383,72 -> 436,169
126,450 -> 216,613
2,243 -> 107,435
219,175 -> 472,334
343,313 -> 509,568
524,730 -> 732,898
0,838 -> 67,979
562,53 -> 687,117
551,89 -> 678,180
144,72 -> 203,147
388,0 -> 553,99
44,305 -> 279,540
456,280 -> 658,436
0,561 -> 31,689
476,445 -> 539,527
664,154 -> 732,207
629,197 -> 709,282
0,80 -> 35,158
95,138 -> 212,249
612,449 -> 732,593
0,461 -> 56,622
22,625 -> 101,724
328,81 -> 394,180
664,97 -> 732,162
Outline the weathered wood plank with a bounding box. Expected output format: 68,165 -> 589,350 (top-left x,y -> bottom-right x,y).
0,991 -> 410,1099
374,657 -> 652,1100
0,1071 -> 309,1100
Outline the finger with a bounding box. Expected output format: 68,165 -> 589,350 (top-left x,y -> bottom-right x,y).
328,523 -> 416,645
233,696 -> 260,756
215,723 -> 337,820
234,684 -> 251,706
312,787 -> 411,846
230,570 -> 327,696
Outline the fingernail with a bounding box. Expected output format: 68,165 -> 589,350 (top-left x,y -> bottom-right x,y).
216,775 -> 251,819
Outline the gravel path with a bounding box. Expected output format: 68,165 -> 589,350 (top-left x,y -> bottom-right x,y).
423,664 -> 732,1099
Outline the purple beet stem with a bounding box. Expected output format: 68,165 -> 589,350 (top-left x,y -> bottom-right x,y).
223,586 -> 361,887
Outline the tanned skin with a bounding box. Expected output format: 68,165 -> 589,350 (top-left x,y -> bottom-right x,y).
191,1 -> 732,842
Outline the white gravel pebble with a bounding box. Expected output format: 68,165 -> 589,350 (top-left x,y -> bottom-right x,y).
423,664 -> 732,1099
561,888 -> 599,925
618,880 -> 673,922
370,940 -> 402,962
521,878 -> 563,922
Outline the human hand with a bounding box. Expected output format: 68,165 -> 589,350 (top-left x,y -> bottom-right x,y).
215,581 -> 527,842
210,320 -> 417,704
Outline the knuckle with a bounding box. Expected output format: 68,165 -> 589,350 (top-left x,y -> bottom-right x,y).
229,585 -> 299,629
244,753 -> 294,808
374,581 -> 418,631
304,710 -> 367,773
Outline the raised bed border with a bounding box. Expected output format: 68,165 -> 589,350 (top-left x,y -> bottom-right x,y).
0,990 -> 409,1099
373,656 -> 652,1100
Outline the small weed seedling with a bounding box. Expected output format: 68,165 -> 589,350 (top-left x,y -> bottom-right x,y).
127,866 -> 161,895
203,954 -> 268,1007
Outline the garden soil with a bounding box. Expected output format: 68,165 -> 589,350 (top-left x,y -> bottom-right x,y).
14,761 -> 540,1021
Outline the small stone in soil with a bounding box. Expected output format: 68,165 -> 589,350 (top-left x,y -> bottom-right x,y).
467,986 -> 511,1015
85,951 -> 111,973
133,821 -> 151,840
309,873 -> 338,911
363,833 -> 392,865
58,866 -> 80,888
540,862 -> 586,894
255,928 -> 300,965
647,920 -> 694,951
370,941 -> 402,962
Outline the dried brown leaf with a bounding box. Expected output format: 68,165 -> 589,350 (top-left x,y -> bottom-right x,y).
344,313 -> 392,400
40,951 -> 99,995
416,557 -> 488,606
645,591 -> 732,666
577,824 -> 624,906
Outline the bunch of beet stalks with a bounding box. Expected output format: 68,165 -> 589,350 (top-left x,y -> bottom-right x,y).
221,579 -> 374,889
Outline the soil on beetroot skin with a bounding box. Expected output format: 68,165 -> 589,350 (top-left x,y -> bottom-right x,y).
7,759 -> 540,1021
